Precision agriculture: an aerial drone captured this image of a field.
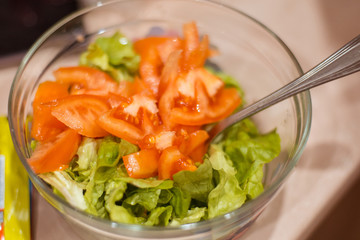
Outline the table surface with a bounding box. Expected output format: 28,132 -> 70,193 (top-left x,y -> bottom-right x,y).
1,0 -> 360,239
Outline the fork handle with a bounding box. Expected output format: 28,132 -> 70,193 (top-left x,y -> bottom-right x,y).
209,34 -> 360,141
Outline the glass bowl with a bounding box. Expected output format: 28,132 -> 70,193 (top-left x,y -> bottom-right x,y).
8,0 -> 311,239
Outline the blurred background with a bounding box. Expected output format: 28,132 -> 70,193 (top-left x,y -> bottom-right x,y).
0,0 -> 359,239
0,0 -> 78,56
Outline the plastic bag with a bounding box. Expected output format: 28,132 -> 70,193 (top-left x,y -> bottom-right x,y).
0,117 -> 31,239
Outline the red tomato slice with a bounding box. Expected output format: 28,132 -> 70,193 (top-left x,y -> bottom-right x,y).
28,129 -> 81,174
141,109 -> 161,136
51,95 -> 110,137
156,38 -> 183,64
96,110 -> 144,144
138,46 -> 162,97
98,93 -> 161,144
182,22 -> 210,70
158,146 -> 197,180
135,37 -> 183,98
31,81 -> 69,141
179,130 -> 209,155
206,88 -> 242,121
158,50 -> 182,97
135,37 -> 178,97
54,66 -> 115,88
170,79 -> 241,126
31,102 -> 68,142
134,37 -> 172,56
183,21 -> 200,59
188,144 -> 207,163
158,84 -> 178,129
33,81 -> 69,104
123,149 -> 159,179
54,66 -> 130,97
184,34 -> 209,70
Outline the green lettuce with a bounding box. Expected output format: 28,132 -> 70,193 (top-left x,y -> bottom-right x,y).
207,145 -> 247,219
170,207 -> 207,226
172,159 -> 214,203
221,118 -> 281,199
39,171 -> 89,211
144,206 -> 173,226
169,187 -> 191,218
42,118 -> 280,225
80,32 -> 140,82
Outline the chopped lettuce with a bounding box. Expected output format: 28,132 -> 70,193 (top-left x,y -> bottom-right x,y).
169,187 -> 191,218
173,159 -> 214,203
40,171 -> 89,211
41,116 -> 280,225
221,118 -> 281,199
170,207 -> 207,226
207,145 -> 246,219
80,32 -> 140,82
145,206 -> 173,226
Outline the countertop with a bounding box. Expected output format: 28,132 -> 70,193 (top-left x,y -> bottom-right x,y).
1,0 -> 359,239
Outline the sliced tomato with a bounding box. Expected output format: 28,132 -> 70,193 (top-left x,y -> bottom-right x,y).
97,110 -> 144,144
170,88 -> 241,125
123,148 -> 159,178
158,146 -> 197,180
184,34 -> 209,70
135,37 -> 173,97
138,46 -> 162,97
33,81 -> 69,104
31,102 -> 68,142
107,92 -> 131,109
195,68 -> 224,97
206,88 -> 242,121
54,66 -> 114,88
169,69 -> 241,126
183,21 -> 200,59
98,93 -> 160,144
51,95 -> 110,137
179,130 -> 209,155
158,84 -> 178,129
182,22 -> 210,70
141,109 -> 161,136
69,80 -> 132,97
188,144 -> 207,163
134,36 -> 172,56
53,66 -> 129,97
169,81 -> 208,125
158,50 -> 182,98
135,36 -> 183,98
28,129 -> 81,174
31,81 -> 69,141
156,37 -> 183,64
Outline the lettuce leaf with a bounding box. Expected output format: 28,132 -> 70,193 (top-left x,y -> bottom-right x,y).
144,206 -> 173,226
43,116 -> 280,225
170,207 -> 207,226
76,137 -> 98,171
104,179 -> 145,223
39,171 -> 89,211
207,145 -> 246,218
80,32 -> 140,82
172,159 -> 214,203
221,119 -> 281,199
170,187 -> 191,218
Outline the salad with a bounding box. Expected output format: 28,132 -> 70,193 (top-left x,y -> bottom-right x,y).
28,22 -> 280,226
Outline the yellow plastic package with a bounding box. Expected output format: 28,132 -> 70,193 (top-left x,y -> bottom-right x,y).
0,117 -> 31,239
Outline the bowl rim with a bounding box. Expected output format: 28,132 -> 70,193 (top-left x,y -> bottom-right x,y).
8,0 -> 312,236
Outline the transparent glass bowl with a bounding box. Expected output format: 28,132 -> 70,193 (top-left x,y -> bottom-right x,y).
8,0 -> 311,239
